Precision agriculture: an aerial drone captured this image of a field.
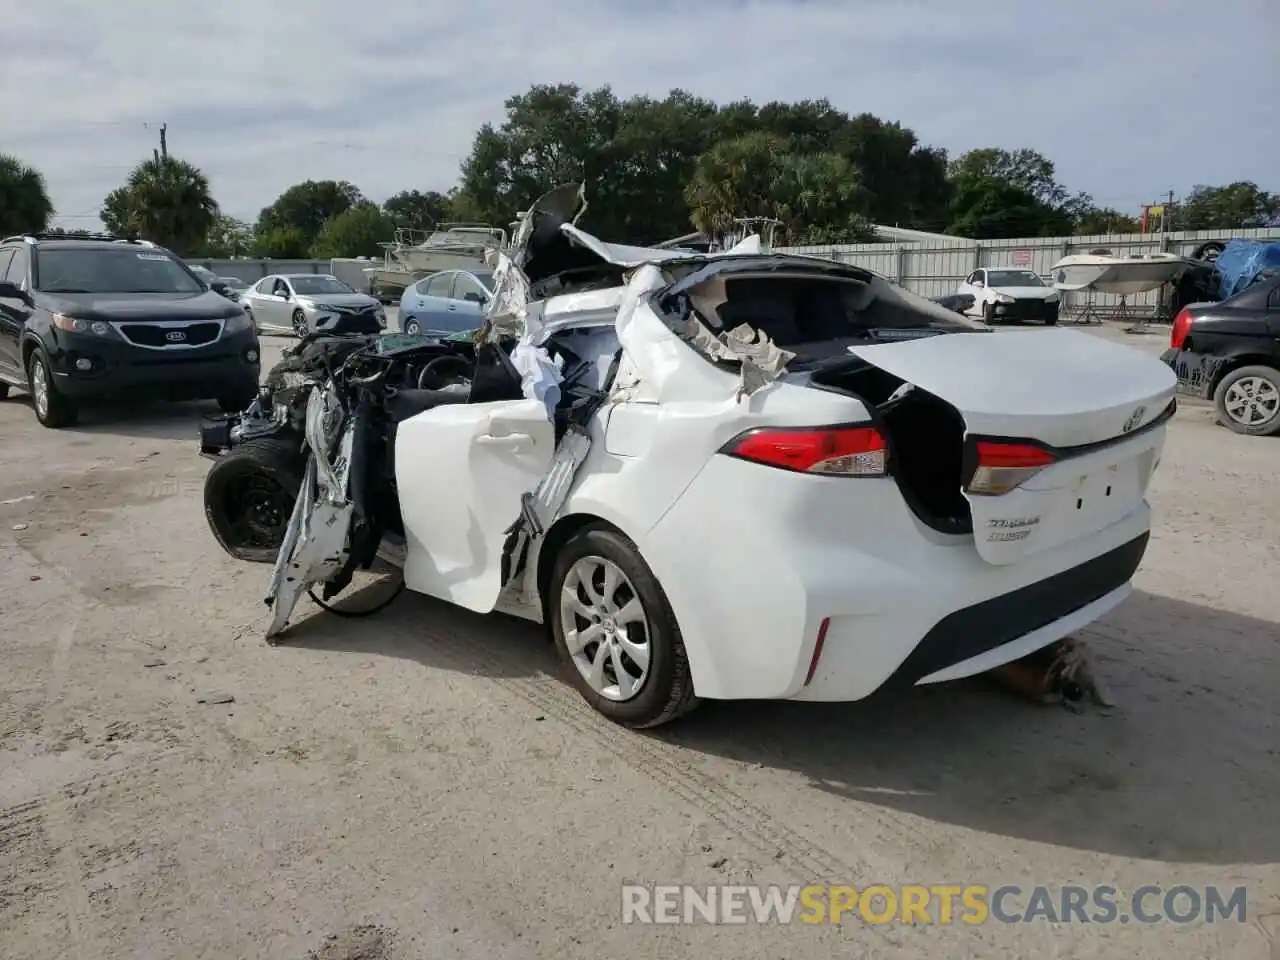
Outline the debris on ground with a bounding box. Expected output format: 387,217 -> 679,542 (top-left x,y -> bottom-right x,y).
989,637 -> 1115,710
305,924 -> 394,960
196,692 -> 235,705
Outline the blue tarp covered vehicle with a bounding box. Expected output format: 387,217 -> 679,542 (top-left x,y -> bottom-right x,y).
1214,238 -> 1280,299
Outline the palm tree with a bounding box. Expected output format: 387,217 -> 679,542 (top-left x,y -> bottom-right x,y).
0,153 -> 55,236
102,156 -> 219,255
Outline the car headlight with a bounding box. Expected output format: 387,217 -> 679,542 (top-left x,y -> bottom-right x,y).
223,310 -> 254,334
995,293 -> 1016,304
52,313 -> 114,336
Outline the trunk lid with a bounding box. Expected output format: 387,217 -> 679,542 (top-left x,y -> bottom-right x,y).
846,328 -> 1176,565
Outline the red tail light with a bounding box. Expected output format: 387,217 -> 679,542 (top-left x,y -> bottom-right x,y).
967,440 -> 1057,496
722,425 -> 888,477
1170,308 -> 1193,349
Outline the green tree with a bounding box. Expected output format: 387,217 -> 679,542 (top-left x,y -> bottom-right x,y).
311,203 -> 393,258
0,153 -> 55,236
98,156 -> 219,255
251,226 -> 310,259
685,133 -> 789,237
457,84 -> 956,243
1074,206 -> 1141,235
383,190 -> 451,231
1173,182 -> 1279,230
685,133 -> 873,244
946,148 -> 1077,238
256,180 -> 365,254
199,215 -> 255,258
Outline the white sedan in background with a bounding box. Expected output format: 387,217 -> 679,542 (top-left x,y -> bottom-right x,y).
240,273 -> 387,336
958,267 -> 1061,325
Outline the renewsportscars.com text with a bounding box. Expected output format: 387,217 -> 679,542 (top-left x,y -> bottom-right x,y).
621,884 -> 1249,925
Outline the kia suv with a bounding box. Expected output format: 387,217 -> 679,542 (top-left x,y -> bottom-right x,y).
0,233 -> 261,428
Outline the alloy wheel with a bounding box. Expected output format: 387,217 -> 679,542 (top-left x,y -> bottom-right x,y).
30,359 -> 49,419
559,556 -> 651,702
1223,376 -> 1279,427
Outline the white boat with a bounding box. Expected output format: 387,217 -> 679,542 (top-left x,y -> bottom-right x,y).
363,222 -> 509,296
1050,251 -> 1193,296
385,223 -> 507,273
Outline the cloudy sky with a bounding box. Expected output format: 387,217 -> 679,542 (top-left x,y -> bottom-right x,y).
4,0 -> 1277,231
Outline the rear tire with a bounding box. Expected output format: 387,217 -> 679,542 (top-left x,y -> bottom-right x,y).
0,383 -> 9,400
1213,365 -> 1280,437
204,437 -> 304,562
27,350 -> 78,428
548,525 -> 698,729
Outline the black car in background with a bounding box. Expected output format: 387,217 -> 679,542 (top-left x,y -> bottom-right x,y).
1161,273 -> 1280,436
0,233 -> 261,428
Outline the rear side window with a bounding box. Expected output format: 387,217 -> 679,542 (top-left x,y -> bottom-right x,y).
1269,284 -> 1280,311
424,273 -> 453,297
0,249 -> 14,282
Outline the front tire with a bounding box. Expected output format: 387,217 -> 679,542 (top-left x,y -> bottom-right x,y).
1213,365 -> 1280,436
548,525 -> 698,728
982,301 -> 996,325
203,437 -> 304,562
0,383 -> 9,400
291,309 -> 308,337
404,317 -> 421,336
27,350 -> 78,428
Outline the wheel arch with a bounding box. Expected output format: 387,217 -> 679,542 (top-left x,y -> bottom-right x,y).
533,509 -> 709,698
1208,353 -> 1280,396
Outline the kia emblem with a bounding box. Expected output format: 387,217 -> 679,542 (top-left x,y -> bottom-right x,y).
165,330 -> 187,342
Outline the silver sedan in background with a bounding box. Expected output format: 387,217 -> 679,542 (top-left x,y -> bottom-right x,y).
240,273 -> 387,336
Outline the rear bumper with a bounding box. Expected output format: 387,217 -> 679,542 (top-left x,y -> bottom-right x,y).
1160,347 -> 1220,400
48,328 -> 261,400
640,454 -> 1153,703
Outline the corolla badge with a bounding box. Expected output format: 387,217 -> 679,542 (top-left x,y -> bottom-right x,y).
165,330 -> 187,342
1121,406 -> 1146,433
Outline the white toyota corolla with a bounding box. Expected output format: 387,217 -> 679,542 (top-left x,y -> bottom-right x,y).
251,184 -> 1177,729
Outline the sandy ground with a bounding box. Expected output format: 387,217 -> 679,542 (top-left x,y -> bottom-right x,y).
1,318 -> 1277,959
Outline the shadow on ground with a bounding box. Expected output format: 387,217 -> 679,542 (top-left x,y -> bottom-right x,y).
59,399 -> 219,441
278,580 -> 1278,866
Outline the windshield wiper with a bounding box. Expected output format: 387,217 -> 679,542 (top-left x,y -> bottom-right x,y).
41,287 -> 93,293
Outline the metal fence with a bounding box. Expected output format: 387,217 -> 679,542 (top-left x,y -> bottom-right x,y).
182,257 -> 378,293
777,227 -> 1280,319
187,226 -> 1280,319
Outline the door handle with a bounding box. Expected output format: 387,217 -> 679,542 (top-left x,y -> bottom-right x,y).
447,304 -> 457,311
476,432 -> 532,447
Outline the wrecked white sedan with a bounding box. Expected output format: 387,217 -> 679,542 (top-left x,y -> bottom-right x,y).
199,183 -> 1178,728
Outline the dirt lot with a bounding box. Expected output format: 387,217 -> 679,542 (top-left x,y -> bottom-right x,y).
1,323 -> 1277,959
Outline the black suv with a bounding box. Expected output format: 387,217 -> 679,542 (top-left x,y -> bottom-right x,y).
0,233 -> 261,428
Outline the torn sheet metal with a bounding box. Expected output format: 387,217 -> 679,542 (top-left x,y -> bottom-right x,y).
499,425 -> 594,591
671,315 -> 796,399
263,385 -> 356,640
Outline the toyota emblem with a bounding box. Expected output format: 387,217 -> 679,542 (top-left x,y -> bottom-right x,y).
1121,406 -> 1146,433
165,330 -> 187,342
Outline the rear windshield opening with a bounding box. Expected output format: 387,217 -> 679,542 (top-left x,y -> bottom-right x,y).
691,274 -> 969,366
